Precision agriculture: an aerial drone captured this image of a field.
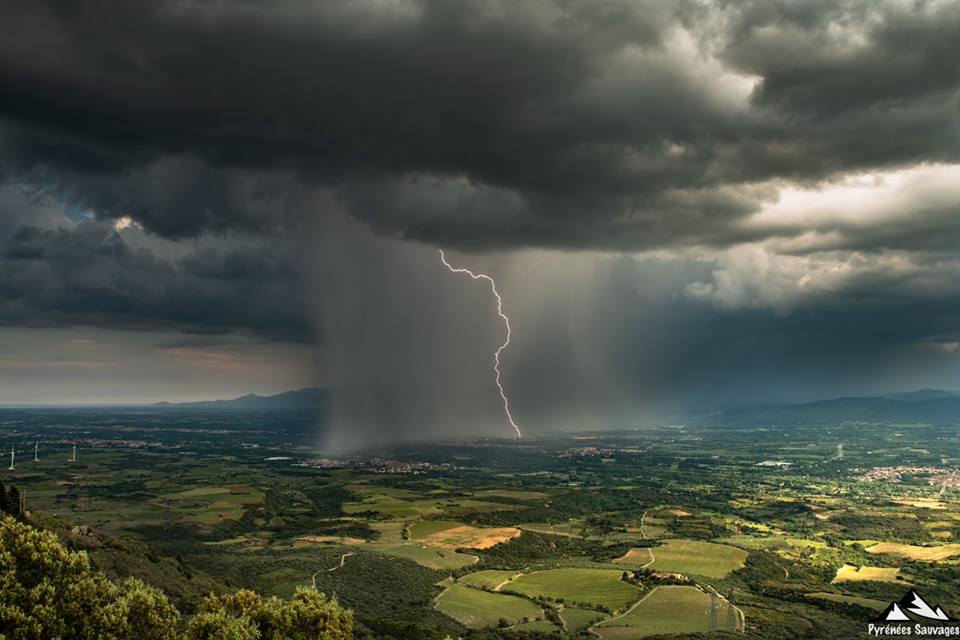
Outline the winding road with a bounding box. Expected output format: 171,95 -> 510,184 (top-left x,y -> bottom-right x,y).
311,552 -> 355,589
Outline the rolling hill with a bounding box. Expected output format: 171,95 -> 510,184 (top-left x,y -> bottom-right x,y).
718,392 -> 960,426
153,387 -> 327,410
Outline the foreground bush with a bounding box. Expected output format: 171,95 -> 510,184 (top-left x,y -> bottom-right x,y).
186,588 -> 352,640
0,516 -> 352,640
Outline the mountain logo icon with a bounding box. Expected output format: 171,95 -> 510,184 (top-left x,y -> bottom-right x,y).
875,590 -> 953,623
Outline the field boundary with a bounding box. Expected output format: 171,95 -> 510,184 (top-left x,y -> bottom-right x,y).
599,586 -> 658,625
642,547 -> 655,569
493,572 -> 523,591
591,584 -> 746,636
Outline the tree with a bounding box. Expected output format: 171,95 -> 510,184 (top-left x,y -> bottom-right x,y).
0,480 -> 8,513
0,517 -> 353,640
179,609 -> 259,640
103,578 -> 182,640
185,587 -> 353,640
0,516 -> 179,640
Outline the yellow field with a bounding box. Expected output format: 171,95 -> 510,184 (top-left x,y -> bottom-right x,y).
613,547 -> 653,566
866,542 -> 960,561
891,499 -> 946,510
423,525 -> 521,550
831,564 -> 903,583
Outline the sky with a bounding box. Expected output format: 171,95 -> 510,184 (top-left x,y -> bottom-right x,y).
0,1 -> 959,441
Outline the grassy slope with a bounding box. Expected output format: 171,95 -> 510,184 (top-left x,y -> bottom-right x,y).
647,539 -> 748,578
506,568 -> 640,610
459,569 -> 519,590
596,586 -> 733,637
29,511 -> 226,614
560,606 -> 607,631
435,583 -> 541,628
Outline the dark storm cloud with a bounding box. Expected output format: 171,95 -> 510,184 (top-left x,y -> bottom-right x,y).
3,0 -> 960,427
0,0 -> 957,250
0,197 -> 310,341
718,0 -> 960,117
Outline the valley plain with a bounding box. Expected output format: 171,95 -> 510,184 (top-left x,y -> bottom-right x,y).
2,407 -> 960,639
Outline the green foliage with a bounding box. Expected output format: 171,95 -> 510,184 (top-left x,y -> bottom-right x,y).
0,516 -> 179,640
180,610 -> 260,640
477,530 -> 598,566
20,509 -> 227,616
185,588 -> 353,640
830,513 -> 930,542
0,517 -> 353,640
474,490 -> 651,527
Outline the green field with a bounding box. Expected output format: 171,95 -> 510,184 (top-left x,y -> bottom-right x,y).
343,488 -> 526,521
560,607 -> 607,631
646,539 -> 748,578
595,586 -> 736,638
459,569 -> 520,590
806,592 -> 887,611
506,568 -> 641,610
376,544 -> 478,570
637,524 -> 669,538
408,520 -> 463,539
434,583 -> 541,628
473,489 -> 549,501
14,415 -> 960,640
343,494 -> 443,519
717,535 -> 827,550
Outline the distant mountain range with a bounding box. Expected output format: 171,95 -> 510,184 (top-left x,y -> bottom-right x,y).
153,387 -> 326,410
876,388 -> 960,402
719,389 -> 960,425
147,386 -> 960,424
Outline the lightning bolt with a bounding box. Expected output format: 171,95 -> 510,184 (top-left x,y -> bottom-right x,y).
439,249 -> 522,438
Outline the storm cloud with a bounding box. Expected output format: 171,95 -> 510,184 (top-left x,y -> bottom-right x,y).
0,185 -> 310,341
0,0 -> 957,249
1,1 -> 959,434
